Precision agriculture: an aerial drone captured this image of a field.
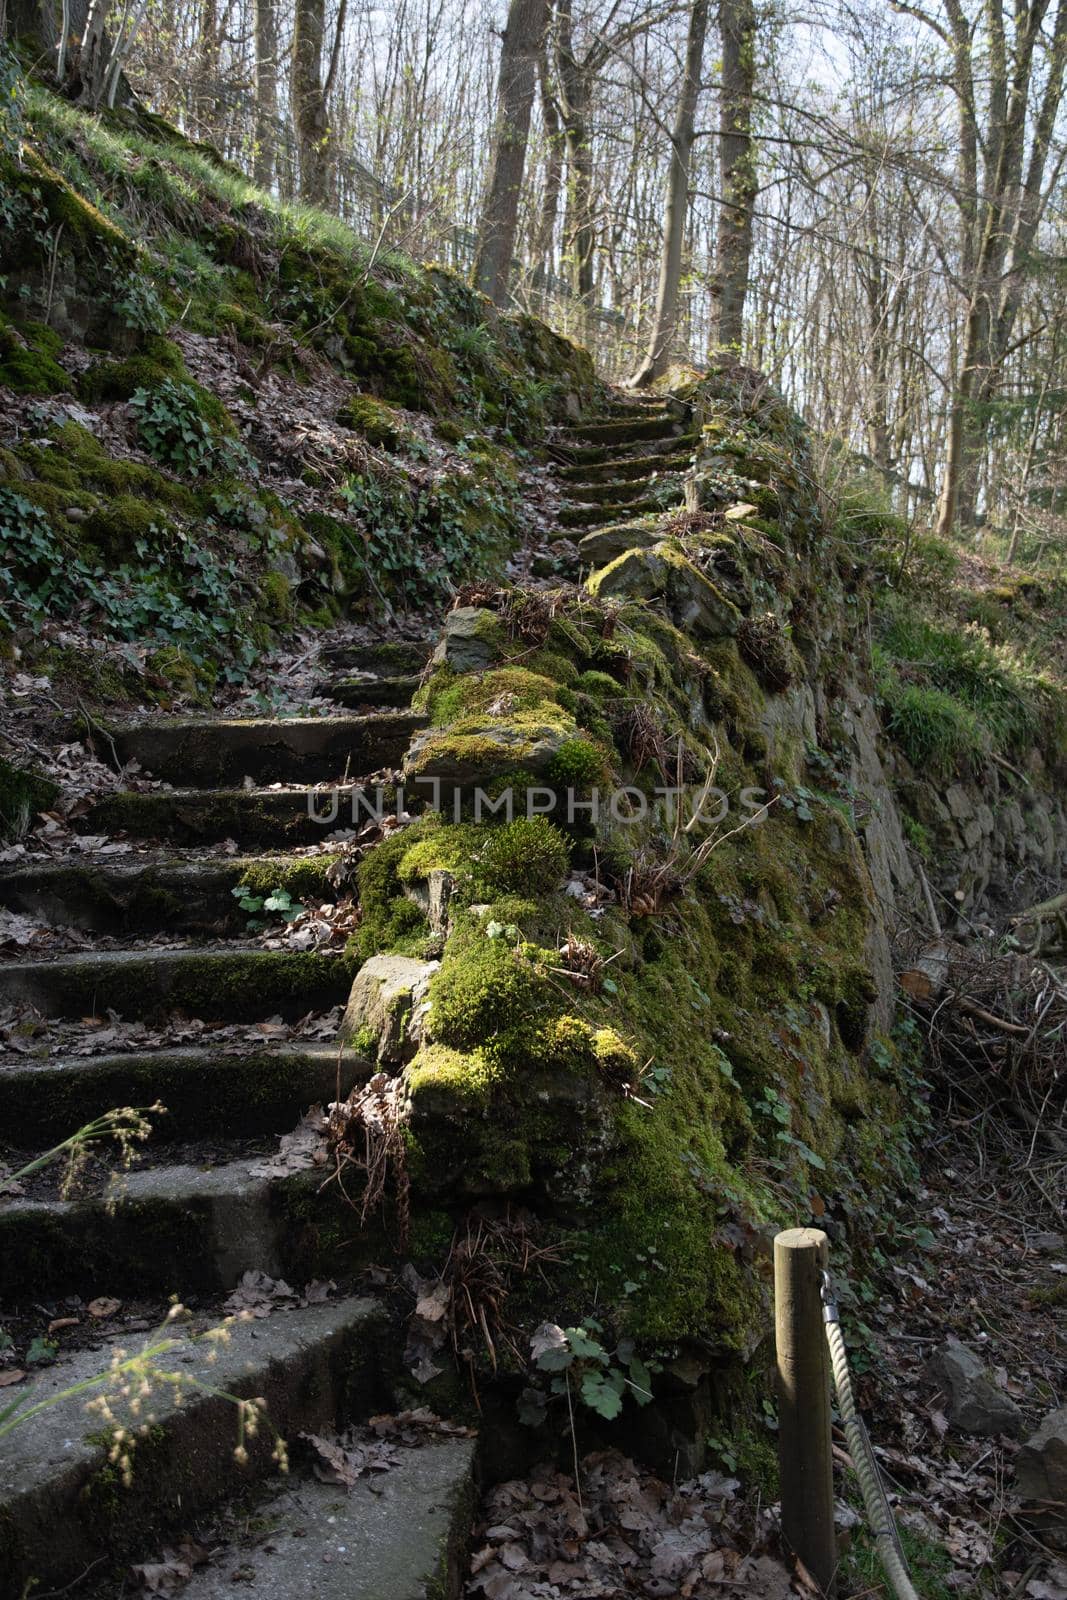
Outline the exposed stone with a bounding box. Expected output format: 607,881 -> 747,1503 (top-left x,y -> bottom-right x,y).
404,867 -> 456,936
924,1335 -> 1024,1437
342,953 -> 440,1064
430,606 -> 504,673
403,722 -> 567,787
577,520 -> 663,568
587,545 -> 741,640
1016,1406 -> 1067,1544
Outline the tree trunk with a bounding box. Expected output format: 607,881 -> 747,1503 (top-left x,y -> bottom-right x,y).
630,0 -> 708,385
79,0 -> 114,106
708,0 -> 756,355
253,0 -> 278,190
291,0 -> 329,204
473,0 -> 546,305
555,0 -> 595,320
531,38 -> 564,299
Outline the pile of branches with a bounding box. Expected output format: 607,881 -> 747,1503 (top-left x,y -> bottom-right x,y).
899,932 -> 1066,1206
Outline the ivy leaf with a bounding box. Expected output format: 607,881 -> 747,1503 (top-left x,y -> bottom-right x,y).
580,1370 -> 624,1419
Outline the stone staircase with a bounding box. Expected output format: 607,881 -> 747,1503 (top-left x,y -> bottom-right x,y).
548,392 -> 696,562
0,644 -> 485,1596
0,392 -> 691,1594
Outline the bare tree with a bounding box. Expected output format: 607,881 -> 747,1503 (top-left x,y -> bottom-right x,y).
474,0 -> 547,303
291,0 -> 328,201
708,0 -> 755,353
630,0 -> 708,383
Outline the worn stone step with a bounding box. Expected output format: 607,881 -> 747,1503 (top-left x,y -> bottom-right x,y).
0,1296 -> 394,1597
577,520 -> 664,568
558,488 -> 683,529
80,785 -> 377,847
319,639 -> 431,675
0,947 -> 355,1022
0,1154 -> 330,1298
169,1439 -> 476,1600
560,414 -> 682,446
558,429 -> 699,467
561,474 -> 680,508
109,712 -> 424,787
0,1043 -> 366,1146
329,673 -> 421,709
558,448 -> 693,485
0,852 -> 341,935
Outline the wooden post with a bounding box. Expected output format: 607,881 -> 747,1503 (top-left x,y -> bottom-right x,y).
775,1227 -> 837,1596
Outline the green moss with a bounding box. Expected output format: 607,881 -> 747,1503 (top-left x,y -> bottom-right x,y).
475,817 -> 570,896
259,569 -> 292,620
237,855 -> 338,902
424,666 -> 571,731
547,736 -> 613,787
337,392 -> 405,449
78,341 -> 187,402
354,819 -> 435,959
0,319 -> 72,394
0,756 -> 59,840
428,926 -> 550,1057
398,821 -> 483,882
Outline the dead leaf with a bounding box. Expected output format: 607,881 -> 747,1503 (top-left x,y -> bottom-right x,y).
0,1370 -> 27,1387
88,1297 -> 122,1319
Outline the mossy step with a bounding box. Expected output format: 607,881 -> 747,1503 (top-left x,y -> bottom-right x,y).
0,852 -> 341,935
576,520 -> 665,567
559,414 -> 682,446
0,947 -> 355,1022
320,640 -> 431,675
558,449 -> 693,485
110,712 -> 425,787
329,673 -> 421,709
0,1296 -> 394,1597
0,1043 -> 368,1146
0,1157 -> 321,1298
558,430 -> 699,467
558,488 -> 683,529
172,1440 -> 476,1600
561,475 -> 680,508
80,786 -> 374,847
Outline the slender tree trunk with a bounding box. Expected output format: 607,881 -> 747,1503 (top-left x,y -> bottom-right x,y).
253,0 -> 278,190
532,42 -> 564,299
555,0 -> 595,322
708,0 -> 756,355
292,0 -> 329,204
630,0 -> 708,385
473,0 -> 546,304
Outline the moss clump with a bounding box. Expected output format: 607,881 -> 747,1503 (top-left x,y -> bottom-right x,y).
475,817 -> 570,896
0,318 -> 72,394
337,393 -> 405,449
353,820 -> 434,959
77,341 -> 187,402
547,736 -> 612,787
398,821 -> 482,883
0,756 -> 59,840
428,923 -> 550,1057
424,666 -> 571,732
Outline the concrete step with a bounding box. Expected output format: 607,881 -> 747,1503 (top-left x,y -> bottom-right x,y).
0,1296 -> 394,1597
109,712 -> 424,787
560,414 -> 682,446
170,1439 -> 476,1600
0,1043 -> 366,1146
80,785 -> 379,847
558,487 -> 683,529
328,673 -> 421,709
0,946 -> 355,1022
0,1154 -> 332,1297
320,640 -> 431,675
0,852 -> 341,935
558,448 -> 693,485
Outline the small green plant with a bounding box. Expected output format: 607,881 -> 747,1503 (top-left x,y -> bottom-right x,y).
129,379 -> 217,475
111,273 -> 169,334
231,883 -> 304,932
522,1319 -> 655,1425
